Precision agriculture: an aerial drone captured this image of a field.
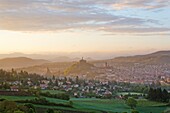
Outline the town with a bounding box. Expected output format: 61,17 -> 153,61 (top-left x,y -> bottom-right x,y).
0,57 -> 170,113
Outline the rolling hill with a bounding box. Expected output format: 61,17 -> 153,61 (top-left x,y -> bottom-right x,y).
111,51 -> 170,64
16,58 -> 95,76
14,50 -> 170,76
64,58 -> 95,75
0,57 -> 50,69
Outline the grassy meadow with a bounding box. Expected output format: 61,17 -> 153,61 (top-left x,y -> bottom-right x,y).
0,94 -> 169,113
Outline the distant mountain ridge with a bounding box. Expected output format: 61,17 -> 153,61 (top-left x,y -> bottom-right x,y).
0,53 -> 95,62
148,51 -> 170,56
112,50 -> 170,64
0,57 -> 50,69
8,50 -> 170,76
1,50 -> 170,74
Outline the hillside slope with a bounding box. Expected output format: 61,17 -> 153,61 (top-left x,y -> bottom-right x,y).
0,57 -> 50,69
112,51 -> 170,64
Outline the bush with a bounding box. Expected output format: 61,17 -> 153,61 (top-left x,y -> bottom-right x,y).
69,100 -> 73,106
55,111 -> 62,113
126,97 -> 137,109
0,100 -> 30,113
28,108 -> 36,113
24,103 -> 36,112
40,92 -> 70,100
14,110 -> 25,113
131,110 -> 139,113
46,109 -> 54,113
147,88 -> 170,103
17,98 -> 73,108
0,98 -> 6,101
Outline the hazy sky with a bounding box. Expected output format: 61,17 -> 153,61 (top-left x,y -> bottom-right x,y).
0,0 -> 170,55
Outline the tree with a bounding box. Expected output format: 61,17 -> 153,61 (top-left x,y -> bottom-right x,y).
55,79 -> 58,86
162,89 -> 169,102
55,111 -> 62,113
28,108 -> 35,113
69,100 -> 73,106
131,110 -> 139,113
126,97 -> 137,109
76,76 -> 79,84
0,100 -> 17,112
46,109 -> 54,113
155,88 -> 162,101
148,88 -> 169,102
64,77 -> 67,83
14,110 -> 25,113
48,79 -> 53,86
24,104 -> 36,113
18,105 -> 28,113
52,75 -> 55,80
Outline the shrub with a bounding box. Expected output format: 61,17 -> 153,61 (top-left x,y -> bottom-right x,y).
46,109 -> 54,113
40,92 -> 70,100
24,104 -> 36,112
126,98 -> 137,109
14,110 -> 25,113
69,100 -> 73,106
131,110 -> 139,113
55,111 -> 62,113
17,98 -> 73,108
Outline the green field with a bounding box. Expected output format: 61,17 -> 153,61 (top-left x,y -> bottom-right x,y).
0,95 -> 169,113
71,98 -> 169,113
41,90 -> 65,94
117,92 -> 143,96
0,95 -> 35,101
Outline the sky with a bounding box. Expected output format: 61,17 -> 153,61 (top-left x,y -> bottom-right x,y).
0,0 -> 170,57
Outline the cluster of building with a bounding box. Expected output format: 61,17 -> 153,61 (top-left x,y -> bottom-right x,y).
1,58 -> 169,98
94,63 -> 170,85
2,74 -> 125,98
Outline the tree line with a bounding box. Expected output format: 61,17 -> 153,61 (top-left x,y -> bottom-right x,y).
147,88 -> 169,103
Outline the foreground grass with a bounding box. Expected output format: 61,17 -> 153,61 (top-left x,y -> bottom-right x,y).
137,99 -> 168,107
0,95 -> 169,113
71,98 -> 169,113
71,98 -> 129,113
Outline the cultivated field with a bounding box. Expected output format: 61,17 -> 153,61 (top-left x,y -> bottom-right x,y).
0,94 -> 169,113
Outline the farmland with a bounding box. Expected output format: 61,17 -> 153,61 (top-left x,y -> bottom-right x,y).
0,94 -> 169,113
